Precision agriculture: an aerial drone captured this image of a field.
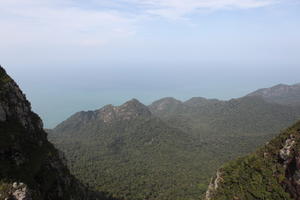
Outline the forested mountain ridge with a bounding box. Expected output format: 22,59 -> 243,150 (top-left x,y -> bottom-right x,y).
50,82 -> 300,200
0,66 -> 111,200
204,120 -> 300,200
49,82 -> 300,200
148,97 -> 187,117
149,95 -> 300,137
50,100 -> 212,200
54,98 -> 151,134
247,83 -> 300,106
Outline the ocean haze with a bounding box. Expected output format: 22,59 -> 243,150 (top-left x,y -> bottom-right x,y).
1,1 -> 300,200
4,64 -> 300,128
1,0 -> 300,128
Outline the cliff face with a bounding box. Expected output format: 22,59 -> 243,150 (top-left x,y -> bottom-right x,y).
204,120 -> 300,200
0,66 -> 90,200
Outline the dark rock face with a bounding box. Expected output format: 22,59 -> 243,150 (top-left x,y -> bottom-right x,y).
280,131 -> 300,200
0,66 -> 90,200
0,68 -> 43,132
283,153 -> 300,200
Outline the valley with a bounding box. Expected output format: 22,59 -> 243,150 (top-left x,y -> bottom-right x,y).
49,83 -> 300,200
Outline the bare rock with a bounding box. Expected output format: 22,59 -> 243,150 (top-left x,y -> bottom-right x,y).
12,186 -> 31,200
205,170 -> 223,200
279,136 -> 296,163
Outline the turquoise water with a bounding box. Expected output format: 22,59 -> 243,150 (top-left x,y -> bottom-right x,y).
7,64 -> 300,128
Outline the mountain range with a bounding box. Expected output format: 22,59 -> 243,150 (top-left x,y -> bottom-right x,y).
2,64 -> 300,200
50,99 -> 204,200
49,82 -> 300,200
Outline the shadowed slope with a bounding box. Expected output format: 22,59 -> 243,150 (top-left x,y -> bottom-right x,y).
0,66 -> 114,200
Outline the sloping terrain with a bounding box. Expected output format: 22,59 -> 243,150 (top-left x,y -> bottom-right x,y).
204,120 -> 300,200
247,83 -> 300,106
149,95 -> 300,137
50,100 -> 213,200
0,66 -> 111,200
51,83 -> 300,200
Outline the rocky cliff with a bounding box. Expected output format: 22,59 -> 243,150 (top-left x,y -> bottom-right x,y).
204,120 -> 300,200
0,66 -> 96,200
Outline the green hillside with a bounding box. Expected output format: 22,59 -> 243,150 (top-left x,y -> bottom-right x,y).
50,101 -> 213,200
204,120 -> 300,200
247,83 -> 300,106
149,96 -> 300,137
50,92 -> 300,200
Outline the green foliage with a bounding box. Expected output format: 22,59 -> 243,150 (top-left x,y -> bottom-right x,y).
50,100 -> 298,200
0,181 -> 11,199
150,96 -> 300,137
50,89 -> 300,200
247,83 -> 300,106
206,121 -> 300,200
50,117 -> 214,200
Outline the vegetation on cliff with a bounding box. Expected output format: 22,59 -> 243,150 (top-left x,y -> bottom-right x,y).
0,66 -> 113,200
50,91 -> 300,200
205,121 -> 300,200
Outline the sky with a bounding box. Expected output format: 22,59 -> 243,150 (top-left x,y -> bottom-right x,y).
1,0 -> 300,128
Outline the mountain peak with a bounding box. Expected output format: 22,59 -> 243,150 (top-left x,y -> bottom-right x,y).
121,98 -> 145,108
54,99 -> 151,131
149,97 -> 182,112
148,97 -> 184,117
155,97 -> 182,103
96,99 -> 151,123
184,97 -> 221,107
246,83 -> 300,106
113,98 -> 151,121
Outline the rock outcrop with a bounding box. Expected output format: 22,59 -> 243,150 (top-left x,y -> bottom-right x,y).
205,171 -> 223,200
99,98 -> 151,123
0,66 -> 95,200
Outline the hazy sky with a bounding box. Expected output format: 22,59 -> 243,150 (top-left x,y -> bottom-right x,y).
1,0 -> 300,128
